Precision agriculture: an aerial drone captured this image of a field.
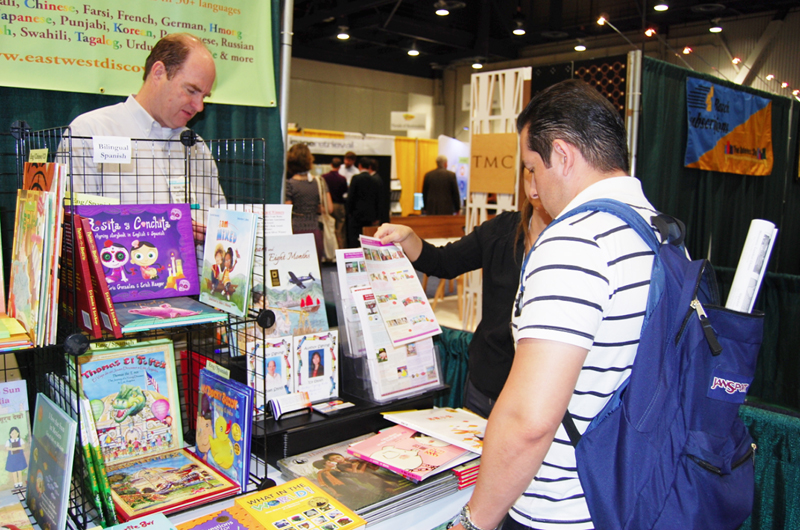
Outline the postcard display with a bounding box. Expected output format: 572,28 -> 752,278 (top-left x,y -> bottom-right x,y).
16,127 -> 278,529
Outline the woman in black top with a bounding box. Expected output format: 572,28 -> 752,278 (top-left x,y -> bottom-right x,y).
374,178 -> 550,417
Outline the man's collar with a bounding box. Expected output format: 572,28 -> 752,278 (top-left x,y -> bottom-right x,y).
126,95 -> 184,139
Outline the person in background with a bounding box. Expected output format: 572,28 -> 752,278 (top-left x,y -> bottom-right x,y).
339,151 -> 360,185
450,79 -> 659,530
322,157 -> 348,249
346,157 -> 385,247
285,143 -> 333,260
374,168 -> 552,418
422,155 -> 461,215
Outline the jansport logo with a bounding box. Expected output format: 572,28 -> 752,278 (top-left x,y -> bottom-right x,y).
710,377 -> 749,395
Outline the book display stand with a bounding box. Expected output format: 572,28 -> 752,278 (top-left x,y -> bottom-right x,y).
2,124 -> 450,529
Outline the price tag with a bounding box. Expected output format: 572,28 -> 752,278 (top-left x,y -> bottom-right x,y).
28,148 -> 48,163
205,360 -> 230,379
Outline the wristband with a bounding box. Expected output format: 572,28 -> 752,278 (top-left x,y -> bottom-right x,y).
460,503 -> 493,530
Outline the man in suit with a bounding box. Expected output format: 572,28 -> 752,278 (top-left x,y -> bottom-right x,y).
422,155 -> 461,215
346,157 -> 385,247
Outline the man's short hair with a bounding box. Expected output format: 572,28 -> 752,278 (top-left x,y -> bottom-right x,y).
436,155 -> 448,168
358,157 -> 378,171
330,157 -> 342,169
344,151 -> 357,160
143,33 -> 206,81
516,79 -> 629,174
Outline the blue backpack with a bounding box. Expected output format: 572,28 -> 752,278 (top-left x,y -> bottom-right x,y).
552,199 -> 764,530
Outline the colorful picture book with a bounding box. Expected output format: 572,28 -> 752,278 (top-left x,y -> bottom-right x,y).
105,447 -> 239,522
294,331 -> 339,402
176,505 -> 262,530
263,234 -> 329,336
74,339 -> 239,520
75,204 -> 200,302
194,368 -> 254,490
114,297 -> 227,333
347,425 -> 471,482
247,336 -> 293,413
98,512 -> 178,530
27,393 -> 78,530
59,212 -> 103,339
199,208 -> 259,318
382,408 -> 488,454
0,380 -> 30,494
80,215 -> 123,338
235,477 -> 366,530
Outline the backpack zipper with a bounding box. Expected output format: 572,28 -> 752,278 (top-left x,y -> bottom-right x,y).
675,299 -> 723,356
687,443 -> 756,475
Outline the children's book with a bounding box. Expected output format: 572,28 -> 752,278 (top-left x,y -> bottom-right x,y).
114,297 -> 227,333
194,368 -> 254,490
74,339 -> 239,520
59,212 -> 101,339
247,336 -> 293,413
105,447 -> 239,522
347,425 -> 471,482
382,408 -> 488,454
80,216 -> 123,338
0,380 -> 30,494
27,393 -> 78,530
293,331 -> 339,402
175,504 -> 262,530
234,477 -> 366,530
199,208 -> 259,318
75,204 -> 200,302
99,512 -> 178,530
263,234 -> 329,336
8,189 -> 49,345
0,491 -> 34,530
22,162 -> 56,192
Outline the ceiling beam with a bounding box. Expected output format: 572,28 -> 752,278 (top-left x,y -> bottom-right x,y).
734,18 -> 784,86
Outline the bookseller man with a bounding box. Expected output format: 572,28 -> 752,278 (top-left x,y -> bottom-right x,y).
63,32 -> 226,216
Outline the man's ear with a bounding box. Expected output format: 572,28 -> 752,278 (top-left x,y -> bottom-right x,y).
552,139 -> 572,171
150,60 -> 167,82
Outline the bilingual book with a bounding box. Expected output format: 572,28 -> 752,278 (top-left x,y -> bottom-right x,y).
247,336 -> 293,413
27,393 -> 78,530
199,208 -> 259,318
234,477 -> 365,530
101,512 -> 177,530
194,369 -> 253,490
347,425 -> 471,482
0,380 -> 30,494
264,234 -> 329,336
176,505 -> 263,530
75,204 -> 200,302
294,331 -> 339,402
114,297 -> 227,333
382,408 -> 487,454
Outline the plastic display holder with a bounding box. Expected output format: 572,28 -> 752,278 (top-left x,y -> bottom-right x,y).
270,391 -> 312,420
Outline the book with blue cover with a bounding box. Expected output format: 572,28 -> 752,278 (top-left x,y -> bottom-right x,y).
26,393 -> 78,530
194,368 -> 254,490
75,204 -> 200,303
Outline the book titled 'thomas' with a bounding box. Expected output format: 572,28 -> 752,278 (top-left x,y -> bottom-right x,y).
235,477 -> 365,530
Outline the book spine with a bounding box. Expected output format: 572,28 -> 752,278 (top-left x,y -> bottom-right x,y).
80,216 -> 123,338
80,396 -> 118,526
74,217 -> 103,339
346,449 -> 422,483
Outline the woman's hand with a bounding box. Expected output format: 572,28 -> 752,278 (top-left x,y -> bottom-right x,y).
373,224 -> 423,261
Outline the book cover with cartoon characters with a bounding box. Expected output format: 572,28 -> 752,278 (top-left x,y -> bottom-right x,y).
347,424 -> 470,482
75,204 -> 200,303
193,369 -> 253,490
199,208 -> 259,318
382,408 -> 487,454
74,339 -> 184,467
0,380 -> 31,494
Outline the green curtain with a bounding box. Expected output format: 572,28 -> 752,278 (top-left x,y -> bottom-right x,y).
0,1 -> 283,206
433,326 -> 472,408
638,58 -> 800,275
738,404 -> 800,530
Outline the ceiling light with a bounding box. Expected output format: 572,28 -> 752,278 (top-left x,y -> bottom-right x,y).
645,28 -> 657,37
682,46 -> 692,54
408,42 -> 419,56
337,26 -> 350,40
574,39 -> 586,51
709,23 -> 722,33
732,57 -> 741,65
512,7 -> 526,36
434,0 -> 449,16
472,58 -> 484,69
781,82 -> 789,89
654,3 -> 669,11
766,74 -> 775,81
793,89 -> 799,96
597,16 -> 607,26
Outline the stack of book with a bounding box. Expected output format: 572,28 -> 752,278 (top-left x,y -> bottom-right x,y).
277,434 -> 459,525
452,458 -> 481,489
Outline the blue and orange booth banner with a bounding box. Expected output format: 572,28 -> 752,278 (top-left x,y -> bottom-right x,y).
685,78 -> 772,176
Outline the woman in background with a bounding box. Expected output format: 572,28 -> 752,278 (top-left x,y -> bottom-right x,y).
374,173 -> 551,418
285,143 -> 333,260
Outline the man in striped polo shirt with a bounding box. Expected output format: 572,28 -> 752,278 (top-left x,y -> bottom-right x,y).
454,80 -> 660,530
